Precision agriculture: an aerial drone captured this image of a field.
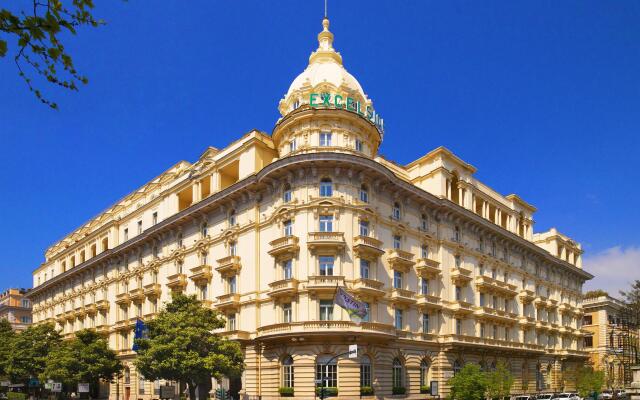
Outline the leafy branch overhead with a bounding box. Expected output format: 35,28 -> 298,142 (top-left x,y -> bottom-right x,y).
0,1 -> 102,109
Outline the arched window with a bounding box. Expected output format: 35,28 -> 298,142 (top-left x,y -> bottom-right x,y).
282,356 -> 294,389
316,354 -> 337,389
320,178 -> 333,197
359,184 -> 369,203
124,367 -> 131,384
392,358 -> 404,388
392,202 -> 401,220
228,209 -> 236,226
453,360 -> 462,376
420,359 -> 430,387
283,183 -> 292,203
360,355 -> 372,388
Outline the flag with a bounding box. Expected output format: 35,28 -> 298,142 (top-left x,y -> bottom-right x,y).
132,318 -> 148,352
334,287 -> 368,321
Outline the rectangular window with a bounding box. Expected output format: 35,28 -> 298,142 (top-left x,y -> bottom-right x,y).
228,314 -> 236,331
394,308 -> 403,329
456,319 -> 462,335
228,276 -> 237,294
583,315 -> 593,325
319,132 -> 332,146
360,259 -> 370,279
362,302 -> 370,322
152,212 -> 158,225
421,244 -> 429,258
493,325 -> 498,339
229,241 -> 237,256
359,220 -> 369,236
360,362 -> 371,388
137,220 -> 143,234
504,328 -> 509,341
480,323 -> 486,337
393,271 -> 403,289
455,286 -> 462,301
319,300 -> 334,320
284,220 -> 293,236
492,295 -> 498,309
355,139 -> 363,152
319,256 -> 334,276
454,226 -> 460,242
282,259 -> 293,280
124,228 -> 129,241
283,303 -> 292,323
289,139 -> 297,152
393,235 -> 401,249
319,179 -> 333,197
319,215 -> 333,232
421,278 -> 429,295
422,313 -> 429,333
479,293 -> 485,307
584,336 -> 593,347
359,186 -> 369,203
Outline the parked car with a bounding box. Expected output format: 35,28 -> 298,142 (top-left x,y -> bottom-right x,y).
537,393 -> 555,400
513,395 -> 534,400
599,390 -> 613,400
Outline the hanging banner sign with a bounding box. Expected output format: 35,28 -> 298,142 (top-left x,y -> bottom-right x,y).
309,92 -> 384,134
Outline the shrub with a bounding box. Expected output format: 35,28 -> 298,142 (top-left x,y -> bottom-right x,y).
278,387 -> 294,397
7,393 -> 27,400
420,385 -> 430,394
392,386 -> 406,395
315,387 -> 338,397
360,386 -> 374,396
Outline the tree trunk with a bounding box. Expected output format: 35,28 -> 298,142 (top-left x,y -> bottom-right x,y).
188,382 -> 196,400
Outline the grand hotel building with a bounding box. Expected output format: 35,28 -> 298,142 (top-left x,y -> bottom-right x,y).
28,17 -> 593,400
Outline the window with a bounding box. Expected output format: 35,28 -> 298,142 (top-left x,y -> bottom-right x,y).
359,184 -> 369,203
393,271 -> 403,289
360,355 -> 372,388
21,299 -> 30,308
319,256 -> 334,276
20,316 -> 31,324
491,268 -> 497,279
583,315 -> 593,325
229,241 -> 237,256
283,303 -> 292,323
455,255 -> 461,268
124,228 -> 129,241
480,323 -> 486,337
421,244 -> 429,259
228,313 -> 236,331
138,374 -> 145,395
421,278 -> 429,295
456,319 -> 462,335
392,359 -> 404,388
504,272 -> 508,283
152,212 -> 158,225
393,235 -> 401,249
201,251 -> 208,266
319,132 -> 332,147
362,302 -> 370,322
455,286 -> 462,301
584,336 -> 593,348
355,138 -> 363,152
289,138 -> 297,152
422,313 -> 430,333
454,360 -> 462,376
283,184 -> 292,203
136,303 -> 143,317
282,356 -> 294,388
421,214 -> 429,231
493,325 -> 498,339
394,309 -> 403,329
360,259 -> 370,279
316,354 -> 337,388
154,381 -> 161,396
319,215 -> 333,232
454,226 -> 460,242
228,209 -> 236,226
319,300 -> 333,321
282,259 -> 293,280
392,202 -> 401,220
420,360 -> 430,387
359,220 -> 369,236
504,327 -> 510,341
492,295 -> 498,309
177,232 -> 183,247
201,221 -> 208,238
319,178 -> 333,197
138,220 -> 143,235
228,276 -> 237,294
199,285 -> 208,301
480,293 -> 485,307
283,220 -> 293,236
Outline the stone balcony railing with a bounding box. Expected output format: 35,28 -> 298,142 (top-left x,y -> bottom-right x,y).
166,273 -> 188,290
268,235 -> 300,259
306,275 -> 345,293
115,293 -> 131,306
190,264 -> 213,285
442,334 -> 546,354
474,276 -> 518,297
416,294 -> 442,310
351,278 -> 385,299
352,236 -> 385,258
450,267 -> 473,285
143,283 -> 161,298
216,256 -> 242,277
388,288 -> 417,305
519,289 -> 536,304
129,288 -> 145,303
446,300 -> 474,315
415,258 -> 441,277
267,279 -> 299,299
215,293 -> 241,311
386,249 -> 415,272
307,232 -> 346,253
473,306 -> 518,324
256,321 -> 397,339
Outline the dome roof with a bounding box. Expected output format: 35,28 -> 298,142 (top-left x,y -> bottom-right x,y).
278,18 -> 372,116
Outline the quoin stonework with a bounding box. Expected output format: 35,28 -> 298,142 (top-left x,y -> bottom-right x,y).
28,17 -> 593,400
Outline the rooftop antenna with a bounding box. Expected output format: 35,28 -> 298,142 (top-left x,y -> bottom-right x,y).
324,0 -> 327,18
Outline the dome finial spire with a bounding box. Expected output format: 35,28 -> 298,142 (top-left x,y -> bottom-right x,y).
324,0 -> 328,18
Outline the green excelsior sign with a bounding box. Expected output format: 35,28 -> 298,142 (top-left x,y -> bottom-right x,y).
309,92 -> 384,134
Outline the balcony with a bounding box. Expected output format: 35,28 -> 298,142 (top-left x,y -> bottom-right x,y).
474,276 -> 518,297
256,321 -> 397,339
533,296 -> 549,308
386,249 -> 415,272
143,283 -> 162,298
519,315 -> 536,327
558,302 -> 572,313
306,275 -> 345,293
416,294 -> 442,310
442,334 -> 546,354
307,232 -> 346,253
519,289 -> 536,303
129,288 -> 145,303
96,300 -> 110,311
216,256 -> 242,277
446,300 -> 474,315
535,320 -> 550,331
351,278 -> 385,299
95,324 -> 110,335
415,258 -> 441,277
450,267 -> 473,285
190,265 -> 213,285
473,307 -> 518,324
84,303 -> 97,315
74,306 -> 86,318
388,288 -> 417,305
547,299 -> 558,309
268,235 -> 300,259
115,293 -> 131,306
352,236 -> 385,258
166,273 -> 188,290
220,330 -> 251,341
216,293 -> 241,311
267,279 -> 299,300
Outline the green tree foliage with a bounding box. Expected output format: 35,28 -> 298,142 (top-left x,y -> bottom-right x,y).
42,329 -> 122,397
0,1 -> 103,108
0,319 -> 16,378
485,362 -> 514,400
584,290 -> 609,299
5,323 -> 61,384
448,364 -> 487,400
134,294 -> 244,400
576,367 -> 605,399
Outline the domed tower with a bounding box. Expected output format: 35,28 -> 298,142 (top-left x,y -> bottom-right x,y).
273,18 -> 384,158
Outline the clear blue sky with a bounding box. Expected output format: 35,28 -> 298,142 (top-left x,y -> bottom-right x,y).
1,1 -> 638,292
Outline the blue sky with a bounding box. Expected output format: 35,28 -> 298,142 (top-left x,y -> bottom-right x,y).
1,1 -> 638,293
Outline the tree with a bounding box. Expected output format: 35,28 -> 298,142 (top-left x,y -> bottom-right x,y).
5,323 -> 61,384
0,319 -> 16,378
448,364 -> 487,400
576,367 -> 605,400
42,329 -> 122,397
485,362 -> 514,400
0,1 -> 102,108
134,294 -> 244,400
